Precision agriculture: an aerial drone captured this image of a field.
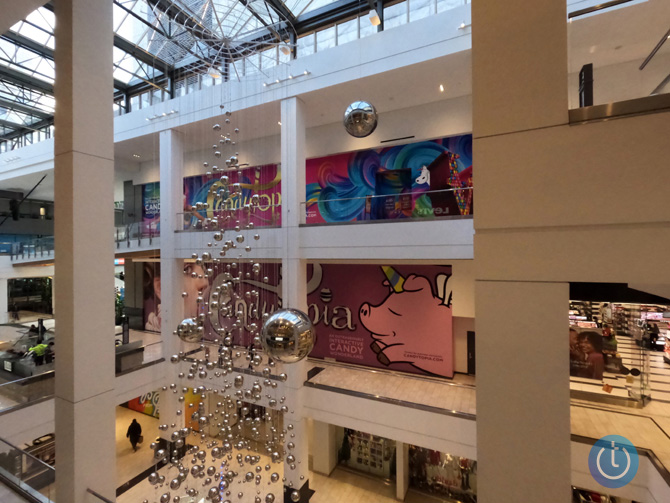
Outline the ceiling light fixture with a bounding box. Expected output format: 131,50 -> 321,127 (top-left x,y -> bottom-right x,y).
278,121 -> 282,126
279,43 -> 292,56
439,84 -> 445,92
133,154 -> 141,158
207,67 -> 222,79
458,21 -> 471,30
369,9 -> 381,26
264,71 -> 311,87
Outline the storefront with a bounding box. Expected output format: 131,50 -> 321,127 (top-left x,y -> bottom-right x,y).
337,428 -> 396,480
408,445 -> 476,503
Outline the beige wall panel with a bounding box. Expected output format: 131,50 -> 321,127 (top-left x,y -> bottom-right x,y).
475,280 -> 570,502
474,111 -> 670,230
472,0 -> 568,137
475,224 -> 670,286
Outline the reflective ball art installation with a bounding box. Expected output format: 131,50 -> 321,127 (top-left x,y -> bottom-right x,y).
176,318 -> 202,343
343,100 -> 378,138
260,309 -> 316,363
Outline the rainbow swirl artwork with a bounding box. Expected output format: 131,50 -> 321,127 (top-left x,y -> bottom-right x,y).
305,135 -> 473,224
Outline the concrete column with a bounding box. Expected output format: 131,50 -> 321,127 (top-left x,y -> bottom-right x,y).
395,442 -> 409,501
311,421 -> 338,476
475,281 -> 570,502
159,129 -> 185,441
53,1 -> 116,502
159,129 -> 185,361
0,278 -> 8,324
280,97 -> 311,502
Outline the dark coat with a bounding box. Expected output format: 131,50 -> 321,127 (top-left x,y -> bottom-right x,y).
126,420 -> 142,441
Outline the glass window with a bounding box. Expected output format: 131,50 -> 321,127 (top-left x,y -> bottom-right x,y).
316,26 -> 336,52
140,91 -> 150,109
245,54 -> 261,76
201,76 -> 214,88
359,14 -> 378,39
261,48 -> 277,70
337,18 -> 358,46
384,1 -> 408,30
151,88 -> 163,104
297,33 -> 315,57
230,60 -> 244,79
437,0 -> 464,13
175,79 -> 186,97
0,142 -> 7,153
130,94 -> 140,111
409,0 -> 433,22
186,75 -> 199,94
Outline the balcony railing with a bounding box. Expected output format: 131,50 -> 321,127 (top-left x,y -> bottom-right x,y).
301,187 -> 473,225
0,435 -> 55,502
176,202 -> 282,232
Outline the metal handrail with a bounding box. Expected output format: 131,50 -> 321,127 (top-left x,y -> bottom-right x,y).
87,487 -> 115,503
0,435 -> 55,474
302,186 -> 473,206
0,370 -> 54,389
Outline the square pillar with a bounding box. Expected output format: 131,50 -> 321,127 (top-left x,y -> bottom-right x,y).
475,280 -> 570,502
53,1 -> 116,502
279,97 -> 312,502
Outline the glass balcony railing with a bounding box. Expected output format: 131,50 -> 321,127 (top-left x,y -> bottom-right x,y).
568,0 -> 670,115
301,187 -> 473,225
10,237 -> 54,261
177,202 -> 282,232
0,435 -> 55,502
0,371 -> 54,415
115,221 -> 158,248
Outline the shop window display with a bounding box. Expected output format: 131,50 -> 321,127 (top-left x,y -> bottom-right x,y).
337,429 -> 396,479
408,445 -> 476,503
569,300 -> 670,404
572,486 -> 640,503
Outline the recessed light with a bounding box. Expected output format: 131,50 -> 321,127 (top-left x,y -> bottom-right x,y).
278,121 -> 282,126
439,84 -> 445,92
133,154 -> 141,158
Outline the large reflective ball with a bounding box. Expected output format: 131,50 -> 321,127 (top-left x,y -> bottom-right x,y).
177,318 -> 202,343
343,101 -> 377,138
260,309 -> 315,363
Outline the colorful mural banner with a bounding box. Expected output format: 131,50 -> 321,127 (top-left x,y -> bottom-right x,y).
143,262 -> 455,377
142,182 -> 160,234
127,391 -> 160,418
140,164 -> 281,231
307,264 -> 454,377
305,135 -> 473,224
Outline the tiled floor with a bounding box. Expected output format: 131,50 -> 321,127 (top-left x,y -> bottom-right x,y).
308,364 -> 477,416
0,482 -> 31,503
115,406 -> 161,489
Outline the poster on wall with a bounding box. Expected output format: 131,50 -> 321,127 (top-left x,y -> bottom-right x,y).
127,391 -> 160,418
140,164 -> 281,232
305,135 -> 472,224
142,182 -> 160,234
307,264 -> 454,378
142,262 -> 455,378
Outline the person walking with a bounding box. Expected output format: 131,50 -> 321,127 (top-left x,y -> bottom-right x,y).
126,419 -> 142,452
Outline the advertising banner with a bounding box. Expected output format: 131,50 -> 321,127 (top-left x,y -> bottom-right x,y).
143,262 -> 455,378
307,264 -> 454,378
140,164 -> 281,232
305,135 -> 472,224
183,164 -> 281,230
127,391 -> 160,418
141,182 -> 160,234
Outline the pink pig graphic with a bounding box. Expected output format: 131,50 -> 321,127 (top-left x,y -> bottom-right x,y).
359,268 -> 453,377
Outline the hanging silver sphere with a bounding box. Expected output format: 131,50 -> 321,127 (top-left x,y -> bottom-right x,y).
176,318 -> 202,343
260,309 -> 315,363
343,101 -> 378,138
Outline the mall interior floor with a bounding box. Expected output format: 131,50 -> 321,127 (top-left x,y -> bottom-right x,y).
0,481 -> 31,503
116,405 -> 160,489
